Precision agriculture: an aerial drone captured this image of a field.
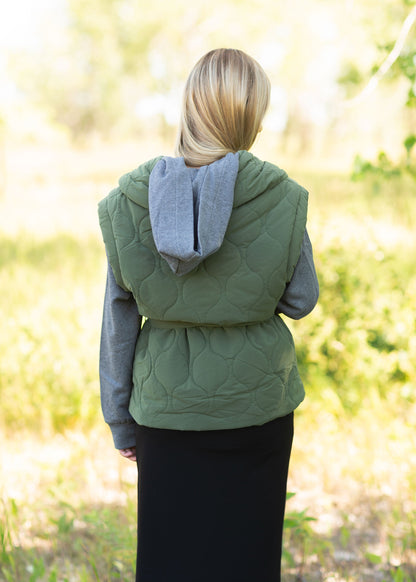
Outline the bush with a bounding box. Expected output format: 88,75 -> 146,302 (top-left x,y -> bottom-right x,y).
292,235 -> 416,413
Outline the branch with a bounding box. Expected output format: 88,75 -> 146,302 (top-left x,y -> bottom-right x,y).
344,3 -> 416,108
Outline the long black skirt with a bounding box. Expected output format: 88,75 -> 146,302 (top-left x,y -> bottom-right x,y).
135,413 -> 294,582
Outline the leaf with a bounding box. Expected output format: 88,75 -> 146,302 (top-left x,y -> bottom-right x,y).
284,518 -> 299,529
281,547 -> 296,567
365,552 -> 383,564
404,134 -> 416,154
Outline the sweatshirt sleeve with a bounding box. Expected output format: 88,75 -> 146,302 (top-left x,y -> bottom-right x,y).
276,229 -> 319,320
99,260 -> 141,449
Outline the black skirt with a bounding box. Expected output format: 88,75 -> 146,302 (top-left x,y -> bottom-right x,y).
135,413 -> 294,582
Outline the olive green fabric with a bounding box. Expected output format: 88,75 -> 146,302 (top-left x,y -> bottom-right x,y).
98,151 -> 308,430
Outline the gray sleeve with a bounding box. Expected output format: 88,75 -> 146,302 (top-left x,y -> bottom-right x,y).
276,229 -> 319,320
99,261 -> 141,449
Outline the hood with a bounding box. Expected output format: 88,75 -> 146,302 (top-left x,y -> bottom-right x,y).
117,150 -> 288,276
148,152 -> 239,276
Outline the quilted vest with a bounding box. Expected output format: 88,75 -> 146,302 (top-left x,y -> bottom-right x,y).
98,151 -> 308,430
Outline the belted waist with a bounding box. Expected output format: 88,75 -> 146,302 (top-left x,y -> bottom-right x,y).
149,318 -> 271,329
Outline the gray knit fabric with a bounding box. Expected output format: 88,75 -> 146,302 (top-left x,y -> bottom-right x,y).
148,152 -> 239,276
99,264 -> 140,449
276,230 -> 319,319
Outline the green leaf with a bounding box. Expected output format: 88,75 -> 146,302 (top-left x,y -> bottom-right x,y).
365,552 -> 383,564
404,134 -> 416,154
284,518 -> 299,529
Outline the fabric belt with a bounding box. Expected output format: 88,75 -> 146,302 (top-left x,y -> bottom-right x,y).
149,319 -> 269,329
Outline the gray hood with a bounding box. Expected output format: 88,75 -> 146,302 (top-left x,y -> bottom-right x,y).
148,152 -> 239,276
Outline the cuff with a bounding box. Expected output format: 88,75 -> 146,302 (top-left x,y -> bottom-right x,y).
109,421 -> 137,450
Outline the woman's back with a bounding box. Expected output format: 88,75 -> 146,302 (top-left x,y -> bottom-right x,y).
99,151 -> 307,324
99,150 -> 308,430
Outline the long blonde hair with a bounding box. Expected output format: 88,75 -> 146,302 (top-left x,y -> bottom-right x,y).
175,48 -> 270,167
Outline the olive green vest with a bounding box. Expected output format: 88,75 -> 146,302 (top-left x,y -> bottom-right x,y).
98,151 -> 308,430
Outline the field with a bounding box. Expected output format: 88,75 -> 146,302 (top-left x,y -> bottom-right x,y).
0,142 -> 415,581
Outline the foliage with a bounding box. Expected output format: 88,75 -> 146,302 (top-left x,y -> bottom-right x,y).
346,1 -> 416,181
283,492 -> 331,576
291,235 -> 416,415
352,151 -> 404,181
0,494 -> 136,581
352,140 -> 416,182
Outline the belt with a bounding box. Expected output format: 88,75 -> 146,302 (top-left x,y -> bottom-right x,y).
149,319 -> 269,329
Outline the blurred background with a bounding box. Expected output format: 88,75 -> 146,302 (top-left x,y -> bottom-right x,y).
0,0 -> 415,580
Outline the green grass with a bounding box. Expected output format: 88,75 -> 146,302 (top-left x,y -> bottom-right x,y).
1,493 -> 137,581
0,234 -> 105,434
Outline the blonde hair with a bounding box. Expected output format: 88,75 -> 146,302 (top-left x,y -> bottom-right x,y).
175,48 -> 271,167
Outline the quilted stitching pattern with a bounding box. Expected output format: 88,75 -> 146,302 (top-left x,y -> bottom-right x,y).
98,153 -> 308,430
129,319 -> 304,430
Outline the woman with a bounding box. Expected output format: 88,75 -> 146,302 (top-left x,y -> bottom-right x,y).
98,48 -> 319,582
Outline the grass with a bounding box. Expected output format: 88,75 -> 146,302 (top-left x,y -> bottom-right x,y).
0,234 -> 104,434
1,412 -> 414,581
0,141 -> 415,581
0,429 -> 138,581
